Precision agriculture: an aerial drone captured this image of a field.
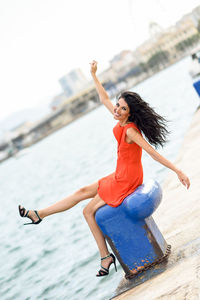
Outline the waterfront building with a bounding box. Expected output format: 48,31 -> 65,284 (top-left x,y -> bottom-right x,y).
109,50 -> 138,77
135,16 -> 199,64
50,93 -> 69,111
98,66 -> 118,85
103,50 -> 143,87
189,5 -> 200,27
59,69 -> 89,97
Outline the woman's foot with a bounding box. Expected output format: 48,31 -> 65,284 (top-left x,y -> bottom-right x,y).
18,205 -> 42,225
96,253 -> 117,277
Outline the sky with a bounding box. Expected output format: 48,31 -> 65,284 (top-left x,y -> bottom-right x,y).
0,0 -> 200,121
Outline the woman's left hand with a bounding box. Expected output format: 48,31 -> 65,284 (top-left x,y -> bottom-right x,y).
177,170 -> 190,189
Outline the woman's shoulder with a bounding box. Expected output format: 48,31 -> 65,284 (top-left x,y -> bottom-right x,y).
125,122 -> 138,129
125,122 -> 141,134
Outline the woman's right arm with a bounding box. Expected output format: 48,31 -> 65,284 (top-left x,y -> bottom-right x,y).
90,60 -> 114,114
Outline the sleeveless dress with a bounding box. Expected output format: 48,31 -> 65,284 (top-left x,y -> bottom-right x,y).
97,122 -> 143,207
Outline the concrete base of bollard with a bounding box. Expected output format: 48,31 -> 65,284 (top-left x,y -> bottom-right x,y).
110,261 -> 169,299
111,236 -> 200,299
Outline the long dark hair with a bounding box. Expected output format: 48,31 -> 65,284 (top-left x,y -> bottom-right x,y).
118,91 -> 169,148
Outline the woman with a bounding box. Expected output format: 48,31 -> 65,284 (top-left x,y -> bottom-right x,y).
19,60 -> 190,277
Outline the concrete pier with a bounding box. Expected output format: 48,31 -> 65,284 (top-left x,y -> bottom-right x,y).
113,107 -> 200,300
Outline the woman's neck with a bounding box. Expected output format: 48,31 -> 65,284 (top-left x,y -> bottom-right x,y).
119,120 -> 130,127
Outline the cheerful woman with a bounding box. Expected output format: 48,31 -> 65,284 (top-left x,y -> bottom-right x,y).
19,60 -> 190,277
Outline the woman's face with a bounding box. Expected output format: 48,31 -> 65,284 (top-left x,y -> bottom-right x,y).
114,98 -> 130,123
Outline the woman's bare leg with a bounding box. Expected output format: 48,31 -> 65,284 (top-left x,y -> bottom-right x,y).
83,195 -> 108,257
83,195 -> 114,273
20,182 -> 98,221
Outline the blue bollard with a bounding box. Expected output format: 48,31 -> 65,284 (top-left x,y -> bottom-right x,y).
193,78 -> 200,97
95,180 -> 170,278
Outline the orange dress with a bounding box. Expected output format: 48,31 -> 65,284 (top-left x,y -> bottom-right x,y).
98,122 -> 143,207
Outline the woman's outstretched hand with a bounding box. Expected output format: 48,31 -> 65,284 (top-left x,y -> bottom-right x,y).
177,170 -> 190,189
90,60 -> 98,75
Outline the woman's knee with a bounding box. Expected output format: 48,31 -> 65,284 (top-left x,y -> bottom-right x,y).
83,194 -> 105,219
75,183 -> 98,198
76,186 -> 88,196
83,204 -> 94,219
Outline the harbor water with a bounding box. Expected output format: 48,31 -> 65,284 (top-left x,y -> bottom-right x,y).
0,57 -> 199,300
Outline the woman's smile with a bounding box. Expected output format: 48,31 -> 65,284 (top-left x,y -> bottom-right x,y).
114,98 -> 130,123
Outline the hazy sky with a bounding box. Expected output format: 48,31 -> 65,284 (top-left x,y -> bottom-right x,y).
0,0 -> 200,121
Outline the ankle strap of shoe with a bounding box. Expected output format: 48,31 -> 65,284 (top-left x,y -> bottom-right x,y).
101,253 -> 111,261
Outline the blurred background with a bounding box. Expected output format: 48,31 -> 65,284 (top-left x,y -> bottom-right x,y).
0,0 -> 200,299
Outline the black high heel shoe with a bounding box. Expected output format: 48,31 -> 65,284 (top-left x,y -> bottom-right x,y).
96,253 -> 117,277
18,205 -> 42,225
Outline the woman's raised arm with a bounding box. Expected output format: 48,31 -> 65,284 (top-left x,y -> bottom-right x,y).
90,60 -> 114,114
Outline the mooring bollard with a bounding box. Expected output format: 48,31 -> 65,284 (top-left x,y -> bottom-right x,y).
193,78 -> 200,97
95,180 -> 171,279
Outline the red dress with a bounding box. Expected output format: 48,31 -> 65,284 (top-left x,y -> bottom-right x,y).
98,122 -> 143,207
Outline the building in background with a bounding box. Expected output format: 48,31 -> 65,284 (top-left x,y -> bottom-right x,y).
59,68 -> 89,97
188,5 -> 200,26
50,93 -> 69,111
135,15 -> 199,64
109,50 -> 137,75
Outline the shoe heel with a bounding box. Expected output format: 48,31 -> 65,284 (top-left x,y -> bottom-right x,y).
110,254 -> 117,272
114,261 -> 117,272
